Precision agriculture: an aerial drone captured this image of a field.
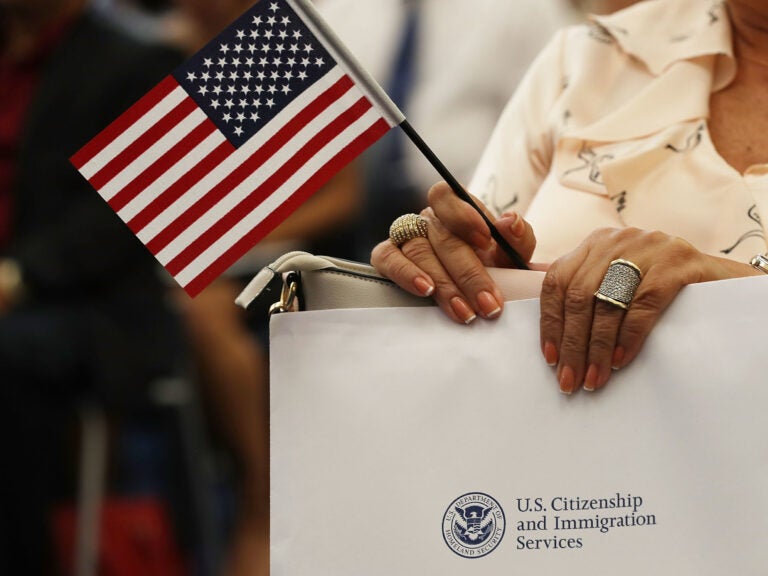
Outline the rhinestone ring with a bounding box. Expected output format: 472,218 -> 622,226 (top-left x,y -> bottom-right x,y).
594,259 -> 643,310
389,213 -> 428,247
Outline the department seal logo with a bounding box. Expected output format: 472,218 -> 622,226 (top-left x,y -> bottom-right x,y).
442,492 -> 506,558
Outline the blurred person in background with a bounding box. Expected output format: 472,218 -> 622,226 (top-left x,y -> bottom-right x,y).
0,0 -> 182,572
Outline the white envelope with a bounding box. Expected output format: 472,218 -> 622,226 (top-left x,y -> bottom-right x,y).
270,275 -> 768,575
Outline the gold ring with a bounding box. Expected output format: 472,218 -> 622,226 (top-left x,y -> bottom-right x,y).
594,259 -> 642,310
389,213 -> 428,247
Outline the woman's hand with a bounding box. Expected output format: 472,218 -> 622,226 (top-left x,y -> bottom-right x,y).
541,227 -> 762,394
371,181 -> 537,324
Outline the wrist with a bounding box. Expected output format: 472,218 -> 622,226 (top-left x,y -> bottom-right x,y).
0,258 -> 25,308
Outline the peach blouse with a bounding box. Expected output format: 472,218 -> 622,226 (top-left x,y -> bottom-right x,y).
469,0 -> 767,265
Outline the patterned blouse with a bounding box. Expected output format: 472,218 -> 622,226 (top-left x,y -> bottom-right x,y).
469,0 -> 767,265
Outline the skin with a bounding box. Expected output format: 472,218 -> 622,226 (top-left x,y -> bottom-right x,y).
371,0 -> 766,394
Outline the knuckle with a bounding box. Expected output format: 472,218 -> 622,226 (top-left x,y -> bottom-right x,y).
559,331 -> 586,356
401,238 -> 435,261
563,286 -> 592,316
589,331 -> 615,355
453,265 -> 487,290
541,267 -> 564,296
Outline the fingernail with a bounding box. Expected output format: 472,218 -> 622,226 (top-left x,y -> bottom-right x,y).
543,341 -> 558,366
413,276 -> 434,297
559,365 -> 575,395
583,364 -> 599,391
508,211 -> 525,238
612,347 -> 625,370
450,297 -> 477,325
477,290 -> 502,319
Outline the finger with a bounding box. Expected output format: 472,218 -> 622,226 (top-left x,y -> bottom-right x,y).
493,211 -> 537,267
428,182 -> 494,250
613,267 -> 683,369
584,300 -> 625,391
418,211 -> 505,322
370,239 -> 437,298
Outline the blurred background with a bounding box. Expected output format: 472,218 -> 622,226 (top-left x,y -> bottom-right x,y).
0,0 -> 639,575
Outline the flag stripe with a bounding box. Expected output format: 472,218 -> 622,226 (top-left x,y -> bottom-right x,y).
88,97 -> 201,192
120,130 -> 229,225
76,85 -> 188,180
70,76 -> 179,170
97,106 -> 208,201
135,66 -> 348,246
180,115 -> 390,296
145,73 -> 358,258
108,117 -> 219,213
125,136 -> 233,233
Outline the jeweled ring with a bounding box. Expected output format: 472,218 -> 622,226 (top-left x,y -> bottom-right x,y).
594,259 -> 642,310
389,213 -> 428,247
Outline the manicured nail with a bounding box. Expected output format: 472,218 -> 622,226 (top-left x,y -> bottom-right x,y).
508,211 -> 525,238
477,290 -> 502,319
612,347 -> 625,370
583,364 -> 599,391
543,341 -> 558,366
450,297 -> 477,325
559,365 -> 575,395
414,276 -> 435,297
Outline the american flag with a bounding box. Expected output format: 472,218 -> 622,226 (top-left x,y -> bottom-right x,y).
71,0 -> 402,296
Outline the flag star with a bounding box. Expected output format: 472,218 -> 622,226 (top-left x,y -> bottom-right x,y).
245,57 -> 254,67
275,43 -> 285,53
267,16 -> 277,26
303,44 -> 313,53
239,98 -> 249,107
269,2 -> 279,12
243,70 -> 253,81
250,111 -> 260,122
220,43 -> 230,53
268,84 -> 277,94
226,84 -> 237,94
281,16 -> 291,25
301,57 -> 310,67
213,84 -> 223,95
252,98 -> 261,107
210,99 -> 220,109
254,84 -> 264,94
260,43 -> 271,52
231,57 -> 241,66
292,30 -> 302,39
186,71 -> 196,81
249,30 -> 259,40
264,29 -> 274,40
236,30 -> 245,40
203,57 -> 213,67
248,43 -> 257,53
234,126 -> 244,136
297,70 -> 308,80
286,57 -> 296,67
222,112 -> 232,122
290,43 -> 300,54
256,70 -> 266,80
229,70 -> 240,81
278,29 -> 288,40
215,71 -> 225,81
233,44 -> 243,54
218,57 -> 227,67
225,99 -> 234,108
314,57 -> 325,66
236,112 -> 246,122
272,57 -> 282,67
280,84 -> 291,95
259,57 -> 269,67
198,85 -> 209,96
270,70 -> 280,80
283,70 -> 293,80
266,98 -> 275,108
201,71 -> 210,81
252,15 -> 262,25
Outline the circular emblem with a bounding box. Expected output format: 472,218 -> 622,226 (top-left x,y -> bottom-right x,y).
442,492 -> 506,558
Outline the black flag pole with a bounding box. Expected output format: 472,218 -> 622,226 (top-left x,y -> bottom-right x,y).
399,121 -> 529,270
